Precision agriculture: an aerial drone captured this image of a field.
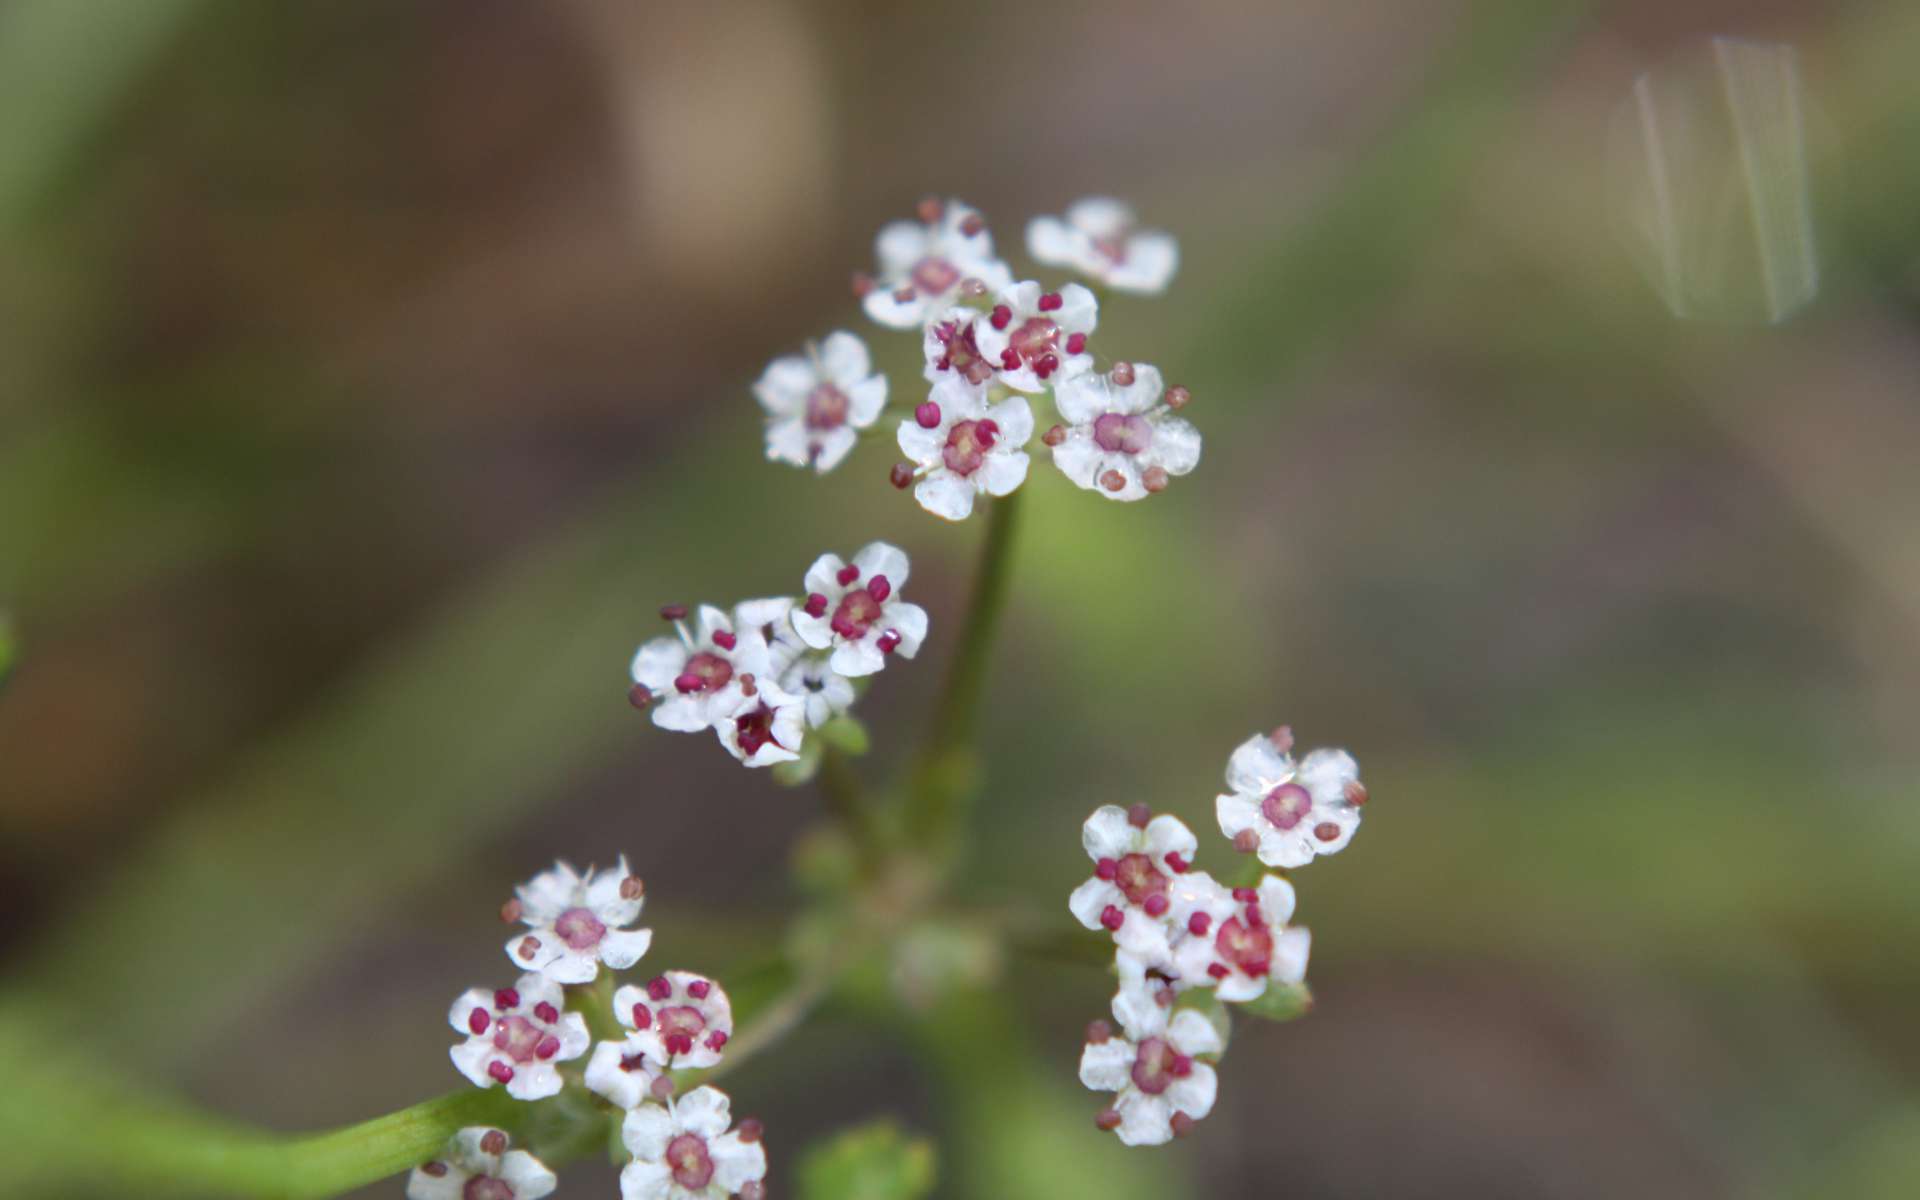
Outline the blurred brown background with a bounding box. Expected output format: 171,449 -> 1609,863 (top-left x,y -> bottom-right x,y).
3,1 -> 1918,1196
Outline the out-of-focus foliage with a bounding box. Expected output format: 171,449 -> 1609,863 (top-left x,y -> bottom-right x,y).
797,1121 -> 937,1200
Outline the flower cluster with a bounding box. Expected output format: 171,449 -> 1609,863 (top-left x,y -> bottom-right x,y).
754,196 -> 1201,517
1068,726 -> 1366,1145
628,542 -> 927,768
428,859 -> 769,1199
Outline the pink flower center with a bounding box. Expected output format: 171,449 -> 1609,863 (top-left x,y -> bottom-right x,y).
804,384 -> 849,430
830,589 -> 883,638
492,1016 -> 546,1063
1008,316 -> 1060,363
930,318 -> 989,381
910,257 -> 959,295
464,1178 -> 515,1200
1261,782 -> 1312,830
1214,915 -> 1274,978
1130,1036 -> 1178,1095
657,1004 -> 709,1056
554,906 -> 606,951
1092,233 -> 1130,264
733,702 -> 787,758
942,418 -> 999,477
680,651 -> 733,693
667,1132 -> 715,1190
1113,852 -> 1168,909
1092,412 -> 1154,455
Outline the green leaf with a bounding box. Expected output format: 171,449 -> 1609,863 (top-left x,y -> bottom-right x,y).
815,715 -> 871,755
770,736 -> 824,786
1237,982 -> 1313,1023
798,1121 -> 937,1200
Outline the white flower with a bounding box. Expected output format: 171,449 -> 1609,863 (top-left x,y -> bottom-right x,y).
630,604 -> 777,733
791,541 -> 931,675
861,198 -> 1013,329
754,331 -> 888,474
1215,729 -> 1365,867
505,857 -> 653,984
768,624 -> 856,728
585,1035 -> 669,1111
621,1088 -> 767,1200
1079,977 -> 1221,1146
1027,197 -> 1179,294
1171,874 -> 1311,1003
408,1128 -> 557,1200
1067,804 -> 1199,967
448,973 -> 590,1101
1048,364 -> 1200,501
711,677 -> 806,767
970,281 -> 1098,393
922,305 -> 998,386
616,971 -> 735,1070
895,376 -> 1032,521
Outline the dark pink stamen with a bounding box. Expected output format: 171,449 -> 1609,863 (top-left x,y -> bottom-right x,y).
989,305 -> 1012,329
468,1008 -> 490,1035
494,989 -> 519,1011
915,401 -> 942,428
646,977 -> 673,1002
632,1003 -> 653,1029
1037,291 -> 1063,312
533,1001 -> 559,1024
836,564 -> 860,586
1100,905 -> 1125,931
535,1035 -> 561,1060
1094,857 -> 1118,880
866,576 -> 891,602
876,630 -> 902,654
1188,912 -> 1212,936
1065,332 -> 1087,355
804,593 -> 828,618
1165,851 -> 1189,873
1144,894 -> 1169,917
487,1061 -> 514,1083
687,979 -> 711,999
711,630 -> 736,650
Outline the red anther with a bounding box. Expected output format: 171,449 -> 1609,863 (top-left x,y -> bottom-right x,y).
1042,424 -> 1067,447
487,1061 -> 515,1084
646,976 -> 673,1002
1314,822 -> 1342,842
1095,1108 -> 1123,1131
740,1182 -> 766,1200
1165,385 -> 1191,410
620,875 -> 645,900
1232,887 -> 1258,903
851,271 -> 875,297
533,1002 -> 559,1024
1143,894 -> 1169,917
739,673 -> 757,697
1086,1019 -> 1113,1044
706,1030 -> 729,1051
999,348 -> 1020,369
963,359 -> 994,385
468,1007 -> 490,1035
1270,725 -> 1295,753
959,213 -> 985,236
1143,466 -> 1170,494
516,937 -> 540,961
1100,905 -> 1125,931
959,276 -> 988,298
1232,829 -> 1260,854
1169,1054 -> 1194,1077
1170,1112 -> 1197,1138
479,1130 -> 508,1156
687,979 -> 711,999
1035,353 -> 1059,379
975,419 -> 999,449
674,672 -> 703,694
535,1035 -> 561,1060
830,615 -> 857,639
665,1033 -> 693,1056
1101,469 -> 1126,492
650,1075 -> 676,1100
1345,780 -> 1369,807
915,401 -> 942,428
1037,291 -> 1064,312
659,604 -> 688,620
916,196 -> 943,224
1065,332 -> 1087,355
892,286 -> 915,303
711,629 -> 737,651
627,684 -> 653,710
1127,803 -> 1152,829
1164,851 -> 1190,873
632,1003 -> 653,1030
1206,963 -> 1230,980
889,462 -> 915,489
421,1162 -> 448,1177
804,593 -> 828,618
836,564 -> 861,586
494,988 -> 520,1011
1245,902 -> 1265,927
500,898 -> 523,923
1155,986 -> 1177,1008
877,630 -> 902,654
1110,361 -> 1135,386
1095,857 -> 1119,880
989,305 -> 1012,330
736,1117 -> 764,1144
866,575 -> 891,602
1188,912 -> 1212,936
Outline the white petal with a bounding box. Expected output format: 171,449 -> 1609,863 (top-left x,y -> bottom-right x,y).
803,553 -> 846,599
622,1103 -> 677,1161
1147,415 -> 1202,475
406,1167 -> 465,1200
630,639 -> 689,690
1026,215 -> 1079,266
675,1086 -> 732,1138
542,948 -> 599,985
1080,805 -> 1135,861
649,693 -> 711,734
1296,747 -> 1359,804
514,972 -> 565,1011
1301,803 -> 1360,857
1141,814 -> 1197,863
816,330 -> 870,383
599,927 -> 654,971
1172,934 -> 1221,989
846,376 -> 888,427
830,637 -> 886,678
586,1040 -> 654,1110
940,200 -> 995,259
448,1038 -> 496,1089
977,451 -> 1029,497
1111,980 -> 1168,1041
1163,1063 -> 1217,1122
1216,791 -> 1260,840
619,1159 -> 674,1200
995,362 -> 1046,395
1109,231 -> 1179,293
613,984 -> 649,1028
991,395 -> 1035,446
448,988 -> 496,1034
929,371 -> 989,419
1256,875 -> 1297,927
1115,909 -> 1176,965
733,596 -> 793,631
1167,1009 -> 1224,1058
879,600 -> 929,657
499,1152 -> 558,1200
874,220 -> 929,275
1055,283 -> 1100,334
811,426 -> 859,473
752,354 -> 815,413
1066,196 -> 1133,237
789,609 -> 833,651
862,287 -> 928,329
1272,926 -> 1312,985
1256,824 -> 1316,869
1067,877 -> 1122,931
1114,1092 -> 1174,1146
764,415 -> 811,468
1050,434 -> 1104,490
1052,373 -> 1107,425
898,417 -> 945,464
852,541 -> 910,588
710,1133 -> 768,1191
1226,733 -> 1292,794
914,472 -> 977,521
999,280 -> 1042,314
1214,972 -> 1267,1003
1078,1038 -> 1134,1092
587,858 -> 643,922
505,1063 -> 563,1101
1116,364 -> 1165,413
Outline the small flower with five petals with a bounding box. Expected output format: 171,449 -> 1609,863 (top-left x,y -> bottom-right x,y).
1067,804 -> 1199,965
755,332 -> 888,474
621,1087 -> 767,1200
616,971 -> 735,1070
971,281 -> 1097,393
896,376 -> 1032,521
1080,975 -> 1221,1146
448,972 -> 590,1101
1027,197 -> 1179,294
505,857 -> 653,984
1215,728 -> 1365,867
408,1128 -> 557,1200
861,198 -> 1012,329
790,541 -> 930,675
1048,364 -> 1200,500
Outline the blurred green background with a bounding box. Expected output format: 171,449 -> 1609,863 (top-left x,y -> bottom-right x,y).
4,1 -> 1919,1196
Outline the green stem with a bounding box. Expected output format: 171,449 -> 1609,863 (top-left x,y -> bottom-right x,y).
817,744 -> 883,859
907,490 -> 1023,848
